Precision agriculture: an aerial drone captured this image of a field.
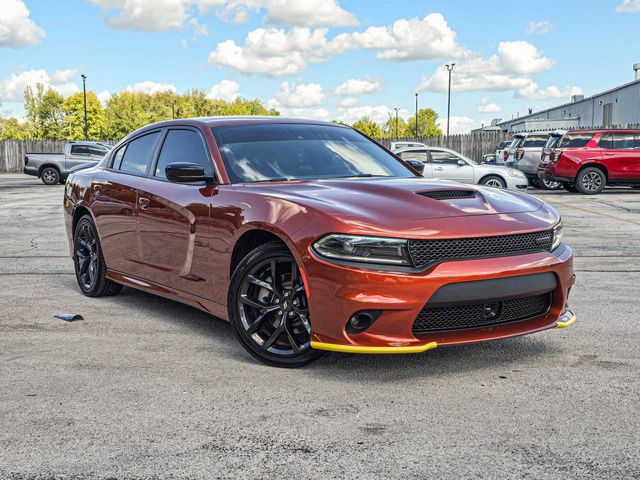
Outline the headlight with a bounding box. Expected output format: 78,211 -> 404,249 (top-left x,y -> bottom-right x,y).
552,220 -> 563,250
508,169 -> 525,177
313,234 -> 411,266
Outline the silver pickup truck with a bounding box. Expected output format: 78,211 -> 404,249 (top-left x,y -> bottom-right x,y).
23,141 -> 112,184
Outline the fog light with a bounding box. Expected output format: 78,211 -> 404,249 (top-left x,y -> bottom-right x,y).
345,310 -> 382,334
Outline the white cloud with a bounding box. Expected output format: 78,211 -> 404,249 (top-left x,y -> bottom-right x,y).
477,97 -> 502,113
125,81 -> 177,94
218,0 -> 358,27
97,89 -> 111,106
336,105 -> 408,125
526,20 -> 552,35
208,27 -> 346,76
272,81 -> 324,108
617,0 -> 640,12
339,97 -> 358,107
437,116 -> 481,135
515,83 -> 583,100
90,0 -> 356,31
334,79 -> 381,96
417,42 -> 567,98
0,69 -> 79,102
208,79 -> 240,101
333,13 -> 464,60
0,0 -> 45,48
497,41 -> 554,75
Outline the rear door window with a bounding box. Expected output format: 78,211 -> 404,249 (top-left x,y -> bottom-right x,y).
70,145 -> 89,155
544,135 -> 562,149
600,132 -> 637,150
559,133 -> 593,148
398,150 -> 428,162
523,135 -> 548,148
154,129 -> 212,179
118,131 -> 161,175
430,150 -> 462,165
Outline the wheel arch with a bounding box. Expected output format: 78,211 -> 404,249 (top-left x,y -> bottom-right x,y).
38,163 -> 61,177
230,226 -> 298,278
577,162 -> 608,181
478,173 -> 507,186
72,205 -> 95,237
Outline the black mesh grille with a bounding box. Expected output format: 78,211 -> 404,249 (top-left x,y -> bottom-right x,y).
412,293 -> 551,333
417,190 -> 476,200
408,229 -> 554,268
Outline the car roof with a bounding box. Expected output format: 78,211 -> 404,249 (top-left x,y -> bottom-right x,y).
565,128 -> 640,134
394,146 -> 458,154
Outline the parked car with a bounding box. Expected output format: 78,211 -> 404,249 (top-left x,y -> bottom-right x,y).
64,117 -> 575,367
389,141 -> 427,151
24,141 -> 112,185
538,129 -> 640,194
514,132 -> 562,190
394,146 -> 529,190
495,139 -> 514,165
504,135 -> 525,165
482,153 -> 497,164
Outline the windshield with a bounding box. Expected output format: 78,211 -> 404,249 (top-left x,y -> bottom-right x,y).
212,123 -> 415,183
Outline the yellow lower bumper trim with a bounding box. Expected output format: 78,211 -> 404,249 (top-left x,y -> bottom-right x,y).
310,340 -> 438,354
555,310 -> 576,329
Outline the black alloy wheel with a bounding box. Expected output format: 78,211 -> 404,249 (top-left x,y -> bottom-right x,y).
41,167 -> 60,185
73,215 -> 122,297
229,242 -> 323,367
575,167 -> 606,194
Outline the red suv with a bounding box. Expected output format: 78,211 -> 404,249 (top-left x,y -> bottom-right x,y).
538,129 -> 640,194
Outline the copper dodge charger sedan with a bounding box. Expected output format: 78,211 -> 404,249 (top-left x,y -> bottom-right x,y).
64,117 -> 576,367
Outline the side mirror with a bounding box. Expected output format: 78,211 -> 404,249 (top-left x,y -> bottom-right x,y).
165,162 -> 215,183
405,159 -> 425,174
457,159 -> 466,166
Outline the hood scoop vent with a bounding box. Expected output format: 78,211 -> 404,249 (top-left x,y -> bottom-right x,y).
417,190 -> 476,200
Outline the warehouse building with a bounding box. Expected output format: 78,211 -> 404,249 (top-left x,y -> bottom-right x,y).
496,64 -> 640,132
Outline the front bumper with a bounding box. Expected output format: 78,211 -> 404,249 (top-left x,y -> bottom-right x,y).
305,244 -> 575,353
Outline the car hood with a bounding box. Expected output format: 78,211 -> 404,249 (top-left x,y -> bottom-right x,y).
239,177 -> 543,221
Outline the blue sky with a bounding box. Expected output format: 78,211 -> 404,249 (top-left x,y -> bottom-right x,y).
1,0 -> 639,132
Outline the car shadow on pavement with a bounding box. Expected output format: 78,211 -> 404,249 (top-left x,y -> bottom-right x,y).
75,281 -> 561,377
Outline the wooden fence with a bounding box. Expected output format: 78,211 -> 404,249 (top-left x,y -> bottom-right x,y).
0,140 -> 69,173
377,132 -> 511,162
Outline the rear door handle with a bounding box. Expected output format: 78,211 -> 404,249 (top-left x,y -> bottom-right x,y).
434,167 -> 444,171
604,152 -> 615,156
138,197 -> 150,210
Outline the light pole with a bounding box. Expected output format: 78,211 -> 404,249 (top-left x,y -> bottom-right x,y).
414,93 -> 418,138
81,74 -> 88,140
393,107 -> 400,139
445,63 -> 455,139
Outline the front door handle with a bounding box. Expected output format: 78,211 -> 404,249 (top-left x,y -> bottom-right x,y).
604,152 -> 615,156
138,197 -> 150,210
434,167 -> 444,171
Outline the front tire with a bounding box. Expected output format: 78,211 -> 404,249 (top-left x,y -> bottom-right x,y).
480,175 -> 507,189
228,242 -> 323,368
575,167 -> 606,194
73,215 -> 122,297
41,167 -> 60,185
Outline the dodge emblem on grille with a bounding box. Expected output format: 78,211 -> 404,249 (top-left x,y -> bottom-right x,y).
483,302 -> 501,320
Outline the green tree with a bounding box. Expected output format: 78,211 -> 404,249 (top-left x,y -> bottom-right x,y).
383,115 -> 408,139
351,116 -> 382,138
24,84 -> 65,139
105,91 -> 149,140
0,117 -> 29,140
404,108 -> 442,137
62,91 -> 108,140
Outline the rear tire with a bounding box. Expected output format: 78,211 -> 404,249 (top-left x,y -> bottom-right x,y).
73,215 -> 122,297
561,182 -> 578,193
541,178 -> 562,190
480,175 -> 507,189
41,167 -> 60,185
575,167 -> 606,195
228,242 -> 323,368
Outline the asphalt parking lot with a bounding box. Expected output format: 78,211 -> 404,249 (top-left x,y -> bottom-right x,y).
1,173 -> 639,479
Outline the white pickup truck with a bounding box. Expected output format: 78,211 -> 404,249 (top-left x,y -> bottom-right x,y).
23,141 -> 112,184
